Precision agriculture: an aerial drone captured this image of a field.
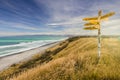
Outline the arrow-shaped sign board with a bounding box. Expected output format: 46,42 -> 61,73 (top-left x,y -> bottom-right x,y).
101,12 -> 115,19
83,12 -> 115,21
88,20 -> 99,23
84,22 -> 99,26
83,17 -> 98,21
84,26 -> 98,30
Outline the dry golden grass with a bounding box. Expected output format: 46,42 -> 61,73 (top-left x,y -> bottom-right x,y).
1,37 -> 120,80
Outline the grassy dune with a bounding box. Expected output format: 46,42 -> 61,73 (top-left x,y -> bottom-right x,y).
1,37 -> 120,80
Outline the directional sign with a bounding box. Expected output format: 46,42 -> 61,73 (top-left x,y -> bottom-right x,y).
101,18 -> 109,21
83,17 -> 98,21
82,10 -> 115,59
83,12 -> 115,21
83,17 -> 109,21
88,20 -> 99,23
84,26 -> 98,30
84,22 -> 99,26
101,12 -> 115,19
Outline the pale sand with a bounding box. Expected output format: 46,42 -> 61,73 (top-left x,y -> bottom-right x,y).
0,42 -> 59,71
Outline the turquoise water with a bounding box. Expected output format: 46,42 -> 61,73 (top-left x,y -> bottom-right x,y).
0,35 -> 67,57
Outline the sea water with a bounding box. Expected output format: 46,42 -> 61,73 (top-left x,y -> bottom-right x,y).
0,35 -> 67,57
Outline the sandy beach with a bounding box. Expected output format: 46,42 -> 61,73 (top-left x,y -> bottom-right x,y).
0,42 -> 59,71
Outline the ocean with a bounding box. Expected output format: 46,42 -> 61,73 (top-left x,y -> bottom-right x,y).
0,35 -> 67,57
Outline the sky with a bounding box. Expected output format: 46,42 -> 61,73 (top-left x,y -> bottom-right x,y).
0,0 -> 120,36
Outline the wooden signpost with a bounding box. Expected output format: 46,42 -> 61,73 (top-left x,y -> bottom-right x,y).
83,10 -> 115,58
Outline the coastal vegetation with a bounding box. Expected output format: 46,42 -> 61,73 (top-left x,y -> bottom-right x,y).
0,37 -> 120,80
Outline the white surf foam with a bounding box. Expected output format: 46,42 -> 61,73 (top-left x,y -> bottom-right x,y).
0,38 -> 67,57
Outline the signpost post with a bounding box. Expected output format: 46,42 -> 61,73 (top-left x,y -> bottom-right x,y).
83,10 -> 115,58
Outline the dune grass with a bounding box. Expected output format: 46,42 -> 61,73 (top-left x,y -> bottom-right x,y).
1,37 -> 120,80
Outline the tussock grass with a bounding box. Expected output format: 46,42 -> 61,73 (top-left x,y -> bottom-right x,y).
1,37 -> 120,80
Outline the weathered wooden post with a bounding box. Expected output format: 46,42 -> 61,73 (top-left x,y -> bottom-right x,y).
98,10 -> 102,58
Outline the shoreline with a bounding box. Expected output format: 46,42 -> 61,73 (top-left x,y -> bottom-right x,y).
0,41 -> 59,58
0,41 -> 60,71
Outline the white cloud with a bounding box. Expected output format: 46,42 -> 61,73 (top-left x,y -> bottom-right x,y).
12,23 -> 38,30
0,20 -> 38,30
47,16 -> 83,26
101,19 -> 120,35
35,0 -> 84,22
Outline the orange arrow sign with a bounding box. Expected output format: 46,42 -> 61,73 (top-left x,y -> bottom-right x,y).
88,20 -> 99,23
101,12 -> 115,19
84,26 -> 98,30
84,22 -> 99,26
83,17 -> 109,21
83,17 -> 98,21
83,12 -> 115,21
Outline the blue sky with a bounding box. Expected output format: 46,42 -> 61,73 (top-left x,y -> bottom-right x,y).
0,0 -> 120,36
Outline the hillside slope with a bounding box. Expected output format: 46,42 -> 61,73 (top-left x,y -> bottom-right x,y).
2,37 -> 120,80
